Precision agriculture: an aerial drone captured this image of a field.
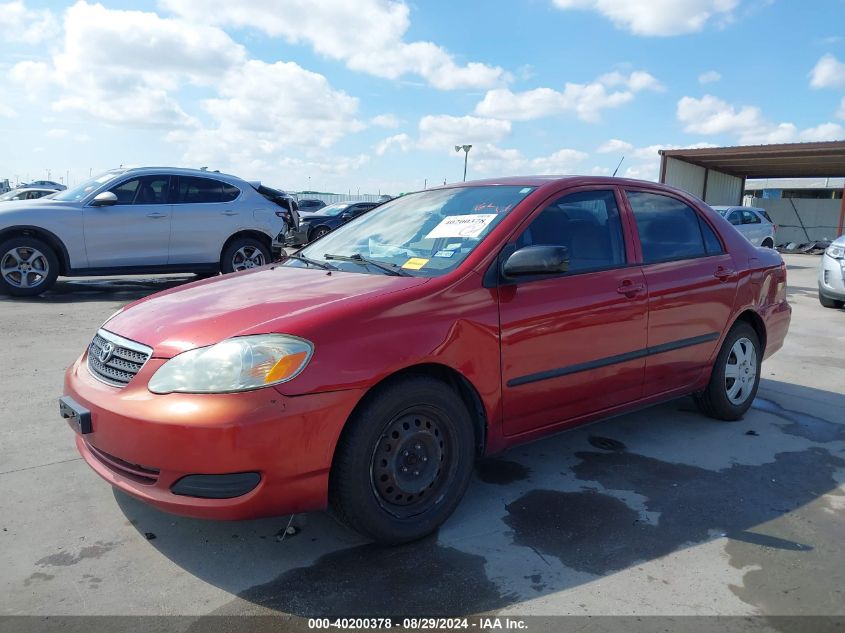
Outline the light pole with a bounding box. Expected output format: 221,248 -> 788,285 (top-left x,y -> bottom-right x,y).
454,144 -> 472,182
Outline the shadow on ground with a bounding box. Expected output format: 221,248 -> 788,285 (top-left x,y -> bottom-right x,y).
0,275 -> 200,304
114,379 -> 845,619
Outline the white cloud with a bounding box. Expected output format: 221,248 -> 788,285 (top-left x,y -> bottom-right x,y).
810,54 -> 845,89
375,133 -> 413,155
550,0 -> 739,36
371,114 -> 401,129
160,0 -> 509,90
474,70 -> 662,122
0,102 -> 17,118
461,144 -> 587,176
597,138 -> 634,153
677,95 -> 845,144
1,0 -> 59,44
46,128 -> 69,138
698,70 -> 722,84
417,115 -> 512,150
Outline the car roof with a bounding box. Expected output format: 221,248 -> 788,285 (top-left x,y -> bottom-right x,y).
114,166 -> 247,184
711,205 -> 765,212
6,188 -> 54,193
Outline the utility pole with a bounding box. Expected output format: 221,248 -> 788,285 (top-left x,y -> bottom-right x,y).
454,145 -> 472,182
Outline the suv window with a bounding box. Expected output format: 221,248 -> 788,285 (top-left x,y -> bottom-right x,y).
627,191 -> 709,263
516,189 -> 626,274
742,209 -> 761,224
727,210 -> 742,226
175,177 -> 239,204
109,176 -> 170,205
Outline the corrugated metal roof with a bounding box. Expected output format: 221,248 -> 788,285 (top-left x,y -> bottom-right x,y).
659,141 -> 845,178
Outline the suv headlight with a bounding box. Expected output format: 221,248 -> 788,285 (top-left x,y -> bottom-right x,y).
826,243 -> 845,259
148,334 -> 313,394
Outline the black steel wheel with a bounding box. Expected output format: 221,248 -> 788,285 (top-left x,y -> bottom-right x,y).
330,374 -> 475,544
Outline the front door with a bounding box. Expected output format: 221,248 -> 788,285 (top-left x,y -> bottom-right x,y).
82,175 -> 172,267
500,188 -> 648,436
624,189 -> 738,396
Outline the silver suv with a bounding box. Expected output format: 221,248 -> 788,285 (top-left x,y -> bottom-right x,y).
0,167 -> 296,296
711,206 -> 777,248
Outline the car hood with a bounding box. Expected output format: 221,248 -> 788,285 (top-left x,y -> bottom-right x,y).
832,234 -> 845,247
104,265 -> 429,358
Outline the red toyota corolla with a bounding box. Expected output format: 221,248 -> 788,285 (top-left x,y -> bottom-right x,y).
60,177 -> 790,543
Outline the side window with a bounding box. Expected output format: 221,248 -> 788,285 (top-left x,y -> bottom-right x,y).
698,216 -> 724,254
742,210 -> 761,224
175,177 -> 229,204
134,176 -> 170,204
109,178 -> 141,204
727,211 -> 742,226
221,183 -> 240,202
627,191 -> 707,263
516,189 -> 626,273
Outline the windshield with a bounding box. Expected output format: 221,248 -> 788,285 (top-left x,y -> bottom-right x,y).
0,191 -> 21,201
289,185 -> 535,277
52,170 -> 127,202
313,203 -> 350,216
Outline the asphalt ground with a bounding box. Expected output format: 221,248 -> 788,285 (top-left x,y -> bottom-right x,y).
0,254 -> 842,628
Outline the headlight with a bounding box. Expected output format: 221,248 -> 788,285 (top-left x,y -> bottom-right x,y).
826,243 -> 845,259
148,334 -> 313,394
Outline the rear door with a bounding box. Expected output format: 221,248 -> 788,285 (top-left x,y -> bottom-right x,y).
624,189 -> 738,396
168,176 -> 242,264
500,187 -> 648,436
82,175 -> 172,267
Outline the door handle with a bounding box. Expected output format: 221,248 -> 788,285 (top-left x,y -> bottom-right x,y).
146,212 -> 167,219
616,280 -> 645,297
714,266 -> 735,281
222,211 -> 239,216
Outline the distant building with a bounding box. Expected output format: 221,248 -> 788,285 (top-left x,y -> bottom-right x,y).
744,177 -> 844,204
0,179 -> 10,194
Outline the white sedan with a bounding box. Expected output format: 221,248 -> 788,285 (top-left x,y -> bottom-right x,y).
818,235 -> 845,308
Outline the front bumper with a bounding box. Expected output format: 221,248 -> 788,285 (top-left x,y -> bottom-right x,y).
62,351 -> 363,520
818,254 -> 845,300
285,222 -> 310,246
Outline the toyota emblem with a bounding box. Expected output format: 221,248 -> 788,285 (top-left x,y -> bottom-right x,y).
98,341 -> 114,363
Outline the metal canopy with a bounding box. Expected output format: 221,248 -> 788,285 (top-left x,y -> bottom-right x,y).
659,141 -> 845,179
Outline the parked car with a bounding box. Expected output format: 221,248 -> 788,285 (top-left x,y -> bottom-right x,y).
23,180 -> 66,191
711,206 -> 776,248
818,234 -> 845,308
297,198 -> 326,213
252,184 -> 300,249
0,167 -> 292,296
288,200 -> 380,245
0,188 -> 57,201
60,176 -> 790,544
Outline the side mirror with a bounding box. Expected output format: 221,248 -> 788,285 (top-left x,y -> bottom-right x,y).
340,212 -> 353,221
91,191 -> 118,207
503,245 -> 570,277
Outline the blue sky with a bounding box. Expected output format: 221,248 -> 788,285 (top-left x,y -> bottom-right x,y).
2,0 -> 844,194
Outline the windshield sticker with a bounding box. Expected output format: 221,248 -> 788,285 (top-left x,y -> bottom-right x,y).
402,257 -> 429,270
425,214 -> 497,239
434,250 -> 455,258
473,202 -> 513,214
446,243 -> 462,250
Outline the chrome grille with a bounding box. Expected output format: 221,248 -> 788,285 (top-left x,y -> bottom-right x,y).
87,329 -> 152,387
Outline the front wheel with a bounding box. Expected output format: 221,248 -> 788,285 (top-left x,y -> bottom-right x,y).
0,236 -> 59,297
308,226 -> 331,242
330,375 -> 476,544
220,237 -> 270,274
761,238 -> 774,248
694,322 -> 761,421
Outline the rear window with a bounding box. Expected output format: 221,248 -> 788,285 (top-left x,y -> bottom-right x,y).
627,191 -> 710,263
175,177 -> 240,204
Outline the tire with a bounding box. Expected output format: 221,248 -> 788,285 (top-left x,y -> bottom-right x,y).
0,236 -> 59,297
329,374 -> 476,544
819,292 -> 844,309
309,226 -> 331,242
694,322 -> 761,421
220,237 -> 270,274
761,238 -> 774,248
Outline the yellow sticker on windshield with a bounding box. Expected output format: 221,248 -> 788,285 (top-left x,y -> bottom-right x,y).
402,257 -> 429,270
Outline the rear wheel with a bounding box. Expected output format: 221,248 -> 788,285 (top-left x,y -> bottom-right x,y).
220,237 -> 270,274
694,322 -> 761,421
0,236 -> 59,297
819,292 -> 844,309
330,375 -> 475,544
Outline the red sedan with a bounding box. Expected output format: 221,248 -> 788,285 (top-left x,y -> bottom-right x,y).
60,177 -> 790,544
